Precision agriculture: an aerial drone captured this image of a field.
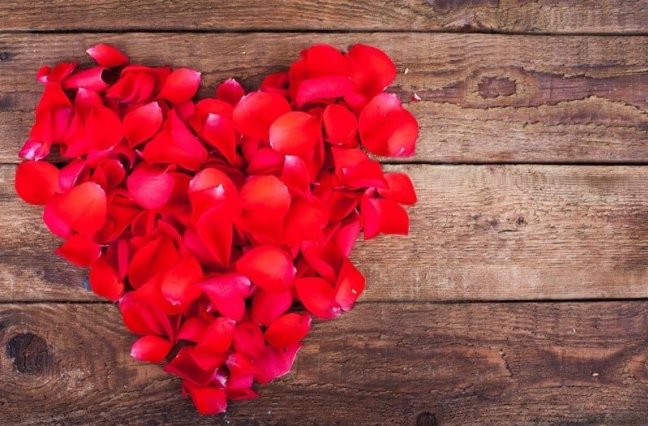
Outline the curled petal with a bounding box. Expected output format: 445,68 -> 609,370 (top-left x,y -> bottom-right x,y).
123,102 -> 163,146
323,103 -> 358,146
128,237 -> 179,288
62,67 -> 109,92
130,335 -> 172,363
334,258 -> 366,311
235,246 -> 295,292
265,313 -> 311,348
232,92 -> 290,140
251,289 -> 293,326
202,113 -> 238,165
189,167 -> 239,218
126,163 -> 174,210
118,292 -> 166,336
295,76 -> 354,107
89,256 -> 124,301
86,43 -> 129,68
164,346 -> 224,386
15,161 -> 60,205
215,78 -> 245,105
295,277 -> 340,320
302,44 -> 349,77
377,172 -> 417,204
158,68 -> 201,104
55,233 -> 101,267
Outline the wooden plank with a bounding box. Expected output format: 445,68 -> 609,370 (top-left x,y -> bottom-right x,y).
2,164 -> 646,302
2,302 -> 648,424
0,0 -> 647,33
0,33 -> 647,164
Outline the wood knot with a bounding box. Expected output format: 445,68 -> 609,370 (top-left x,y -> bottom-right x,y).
416,412 -> 437,426
478,76 -> 517,99
0,52 -> 9,62
6,333 -> 52,374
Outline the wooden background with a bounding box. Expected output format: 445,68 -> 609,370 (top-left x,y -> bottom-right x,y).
0,1 -> 647,425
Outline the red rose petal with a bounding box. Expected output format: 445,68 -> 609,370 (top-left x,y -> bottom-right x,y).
233,321 -> 265,359
15,161 -> 60,205
295,76 -> 354,107
360,195 -> 409,239
269,111 -> 319,158
43,181 -> 106,237
377,172 -> 417,205
322,103 -> 358,146
236,246 -> 295,292
55,233 -> 101,267
251,289 -> 293,326
348,44 -> 397,97
295,277 -> 340,319
215,78 -> 245,105
334,258 -> 365,311
158,68 -> 201,104
89,256 -> 124,301
62,67 -> 109,92
130,335 -> 173,363
196,206 -> 233,267
199,273 -> 251,321
197,317 -> 236,354
232,92 -> 290,140
160,254 -> 203,309
254,343 -> 301,384
123,101 -> 163,146
265,313 -> 311,348
184,384 -> 228,415
358,93 -> 417,157
86,43 -> 129,68
126,163 -> 174,210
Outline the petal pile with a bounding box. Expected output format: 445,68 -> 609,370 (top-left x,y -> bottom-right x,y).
15,43 -> 418,415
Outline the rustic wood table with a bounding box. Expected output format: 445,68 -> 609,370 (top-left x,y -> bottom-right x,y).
1,1 -> 647,425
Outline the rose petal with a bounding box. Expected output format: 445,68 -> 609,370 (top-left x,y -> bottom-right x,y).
334,258 -> 365,311
269,111 -> 319,158
254,343 -> 301,384
360,195 -> 409,239
123,101 -> 163,146
377,172 -> 417,204
130,335 -> 172,363
358,93 -> 417,157
43,182 -> 106,237
128,236 -> 179,288
55,233 -> 101,267
323,103 -> 358,146
126,163 -> 174,210
295,277 -> 340,319
295,76 -> 354,107
265,313 -> 311,348
234,321 -> 265,359
236,246 -> 295,292
62,67 -> 109,92
348,44 -> 397,97
251,289 -> 293,326
86,43 -> 129,68
15,161 -> 60,205
232,92 -> 290,140
184,384 -> 227,415
160,254 -> 203,309
158,68 -> 201,104
196,317 -> 236,354
199,274 -> 251,321
215,78 -> 245,105
89,255 -> 124,301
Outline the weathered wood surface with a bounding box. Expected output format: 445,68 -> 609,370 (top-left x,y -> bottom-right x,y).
3,164 -> 646,302
2,302 -> 648,425
0,0 -> 647,33
1,33 -> 647,164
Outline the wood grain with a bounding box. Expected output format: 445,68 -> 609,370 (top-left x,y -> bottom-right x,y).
2,164 -> 646,302
0,33 -> 647,164
2,302 -> 648,425
0,0 -> 647,33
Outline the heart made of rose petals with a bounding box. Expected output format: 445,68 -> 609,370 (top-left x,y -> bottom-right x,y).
15,43 -> 418,415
